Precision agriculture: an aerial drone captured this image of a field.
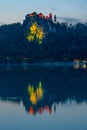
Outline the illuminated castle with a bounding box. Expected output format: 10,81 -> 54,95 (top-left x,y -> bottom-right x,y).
23,12 -> 56,44
25,12 -> 53,21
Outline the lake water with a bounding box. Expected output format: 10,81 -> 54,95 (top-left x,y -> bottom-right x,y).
0,64 -> 87,130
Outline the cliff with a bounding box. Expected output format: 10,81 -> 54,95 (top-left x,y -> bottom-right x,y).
22,12 -> 56,44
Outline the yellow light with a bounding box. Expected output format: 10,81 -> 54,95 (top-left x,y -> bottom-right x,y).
30,23 -> 37,32
27,22 -> 44,44
36,87 -> 43,100
27,82 -> 43,105
82,64 -> 87,69
28,85 -> 34,94
30,92 -> 37,105
27,34 -> 34,41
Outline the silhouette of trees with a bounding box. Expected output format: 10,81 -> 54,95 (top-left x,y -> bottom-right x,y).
0,21 -> 87,63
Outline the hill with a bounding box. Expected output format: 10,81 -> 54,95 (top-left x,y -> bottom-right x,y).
0,12 -> 87,63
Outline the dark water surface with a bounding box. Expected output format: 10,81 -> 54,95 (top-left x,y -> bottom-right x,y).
0,64 -> 87,130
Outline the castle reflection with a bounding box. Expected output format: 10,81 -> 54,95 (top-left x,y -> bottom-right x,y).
0,65 -> 87,115
28,82 -> 43,105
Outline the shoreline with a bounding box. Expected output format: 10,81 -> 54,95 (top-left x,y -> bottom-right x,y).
0,61 -> 86,68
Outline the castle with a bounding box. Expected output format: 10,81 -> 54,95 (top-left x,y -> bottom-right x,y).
22,12 -> 57,44
25,12 -> 53,21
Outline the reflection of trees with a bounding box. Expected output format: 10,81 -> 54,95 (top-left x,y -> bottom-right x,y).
0,66 -> 87,115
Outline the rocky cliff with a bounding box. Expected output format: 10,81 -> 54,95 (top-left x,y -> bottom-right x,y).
22,12 -> 56,44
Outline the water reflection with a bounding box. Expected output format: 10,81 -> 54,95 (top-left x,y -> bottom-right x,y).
73,59 -> 87,69
28,82 -> 43,105
0,65 -> 87,115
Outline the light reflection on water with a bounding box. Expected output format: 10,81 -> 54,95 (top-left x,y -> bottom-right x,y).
0,64 -> 87,130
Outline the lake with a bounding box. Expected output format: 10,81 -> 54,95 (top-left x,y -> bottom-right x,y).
0,64 -> 87,130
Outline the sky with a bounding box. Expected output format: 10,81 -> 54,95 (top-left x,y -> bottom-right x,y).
0,0 -> 87,24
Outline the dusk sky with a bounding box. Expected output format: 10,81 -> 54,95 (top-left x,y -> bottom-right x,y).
0,0 -> 87,24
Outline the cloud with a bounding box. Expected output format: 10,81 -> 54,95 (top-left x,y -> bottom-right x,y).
57,17 -> 80,24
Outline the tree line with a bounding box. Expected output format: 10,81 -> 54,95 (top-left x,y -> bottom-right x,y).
0,21 -> 87,63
